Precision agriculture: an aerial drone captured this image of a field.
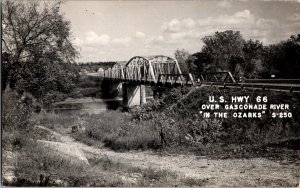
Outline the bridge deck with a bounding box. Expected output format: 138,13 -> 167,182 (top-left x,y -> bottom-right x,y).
87,72 -> 300,92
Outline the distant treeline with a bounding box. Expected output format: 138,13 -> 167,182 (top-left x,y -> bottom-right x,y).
176,31 -> 300,79
76,62 -> 118,72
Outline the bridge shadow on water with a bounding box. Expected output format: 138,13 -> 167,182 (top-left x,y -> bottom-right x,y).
99,79 -> 123,110
105,99 -> 122,110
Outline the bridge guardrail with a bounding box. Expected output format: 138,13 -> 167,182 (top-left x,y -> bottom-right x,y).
199,82 -> 300,92
198,71 -> 236,83
244,79 -> 300,84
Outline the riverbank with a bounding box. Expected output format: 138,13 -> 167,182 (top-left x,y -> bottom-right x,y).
3,121 -> 299,187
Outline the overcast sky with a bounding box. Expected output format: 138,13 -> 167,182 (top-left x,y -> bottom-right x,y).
61,0 -> 300,62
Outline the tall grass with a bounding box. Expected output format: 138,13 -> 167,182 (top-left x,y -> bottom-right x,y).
33,111 -> 79,130
72,111 -> 162,151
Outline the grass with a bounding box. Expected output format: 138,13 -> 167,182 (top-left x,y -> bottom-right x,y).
11,110 -> 205,186
32,110 -> 162,151
71,111 -> 162,151
86,154 -> 208,187
32,111 -> 79,130
181,177 -> 208,186
11,142 -> 126,187
5,109 -> 298,186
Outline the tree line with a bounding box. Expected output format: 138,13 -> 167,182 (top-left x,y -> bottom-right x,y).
175,30 -> 300,79
77,62 -> 118,72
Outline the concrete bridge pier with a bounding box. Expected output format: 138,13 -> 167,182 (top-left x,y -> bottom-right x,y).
123,83 -> 146,108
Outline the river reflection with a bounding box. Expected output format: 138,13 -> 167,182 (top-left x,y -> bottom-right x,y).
50,97 -> 122,115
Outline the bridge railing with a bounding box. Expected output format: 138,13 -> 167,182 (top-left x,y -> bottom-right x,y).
199,71 -> 236,83
243,79 -> 300,84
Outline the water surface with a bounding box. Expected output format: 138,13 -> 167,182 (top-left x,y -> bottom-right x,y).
51,97 -> 122,115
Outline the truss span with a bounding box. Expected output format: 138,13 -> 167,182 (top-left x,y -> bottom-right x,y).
100,55 -> 187,84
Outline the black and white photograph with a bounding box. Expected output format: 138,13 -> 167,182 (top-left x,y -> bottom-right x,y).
2,0 -> 300,187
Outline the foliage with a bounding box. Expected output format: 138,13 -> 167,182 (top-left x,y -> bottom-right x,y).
174,87 -> 300,145
2,0 -> 79,104
131,86 -> 300,147
201,30 -> 245,73
190,30 -> 251,78
189,51 -> 213,76
70,111 -> 161,151
103,121 -> 161,151
14,143 -> 87,186
2,86 -> 33,132
174,48 -> 191,73
189,30 -> 300,79
2,0 -> 78,64
262,34 -> 300,78
242,39 -> 265,78
77,61 -> 118,72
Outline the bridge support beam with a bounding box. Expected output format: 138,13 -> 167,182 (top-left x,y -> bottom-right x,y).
123,84 -> 146,108
140,85 -> 146,105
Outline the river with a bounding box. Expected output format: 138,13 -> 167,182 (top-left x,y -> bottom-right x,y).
50,97 -> 123,115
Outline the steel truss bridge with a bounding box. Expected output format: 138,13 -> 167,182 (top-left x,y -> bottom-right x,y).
97,55 -> 195,86
88,55 -> 300,93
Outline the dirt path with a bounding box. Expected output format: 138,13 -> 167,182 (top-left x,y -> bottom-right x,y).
37,126 -> 300,187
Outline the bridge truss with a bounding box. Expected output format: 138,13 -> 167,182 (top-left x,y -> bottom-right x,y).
99,55 -> 194,85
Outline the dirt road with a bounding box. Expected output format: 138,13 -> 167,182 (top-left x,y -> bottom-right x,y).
37,126 -> 300,187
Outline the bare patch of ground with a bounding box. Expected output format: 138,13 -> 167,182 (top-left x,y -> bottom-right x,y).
32,125 -> 300,187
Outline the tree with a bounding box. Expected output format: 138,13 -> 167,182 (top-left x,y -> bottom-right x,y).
2,0 -> 77,63
2,0 -> 79,102
262,34 -> 300,79
174,48 -> 191,73
279,34 -> 300,78
242,39 -> 265,78
189,52 -> 212,76
201,30 -> 245,76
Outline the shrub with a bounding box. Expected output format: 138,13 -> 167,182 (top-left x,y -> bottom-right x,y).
71,111 -> 162,151
103,121 -> 161,151
172,87 -> 300,145
133,86 -> 300,147
42,91 -> 67,106
2,86 -> 33,131
33,111 -> 79,130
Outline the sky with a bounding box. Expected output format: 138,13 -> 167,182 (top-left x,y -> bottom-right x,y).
61,0 -> 300,62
